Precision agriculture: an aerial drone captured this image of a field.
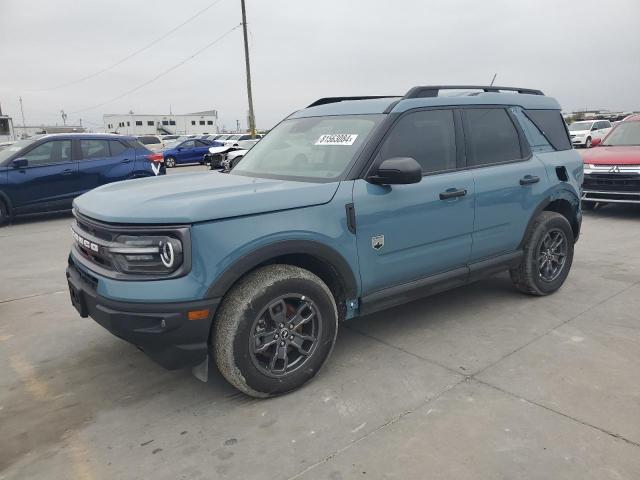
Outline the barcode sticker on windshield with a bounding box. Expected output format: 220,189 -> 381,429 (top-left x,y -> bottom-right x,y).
315,134 -> 358,146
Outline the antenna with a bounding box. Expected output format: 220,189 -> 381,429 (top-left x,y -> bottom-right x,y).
490,73 -> 497,86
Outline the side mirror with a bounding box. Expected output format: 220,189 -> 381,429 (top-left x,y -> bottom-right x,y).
11,158 -> 28,169
591,126 -> 598,131
591,138 -> 602,147
367,157 -> 422,185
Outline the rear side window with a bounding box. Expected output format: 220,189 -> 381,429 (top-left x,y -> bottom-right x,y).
80,140 -> 110,159
109,140 -> 128,156
380,109 -> 457,174
463,108 -> 522,166
510,107 -> 554,153
524,110 -> 572,151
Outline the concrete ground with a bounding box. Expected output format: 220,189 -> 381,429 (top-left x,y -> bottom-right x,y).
1,164 -> 639,479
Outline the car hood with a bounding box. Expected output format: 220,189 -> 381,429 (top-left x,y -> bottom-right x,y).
73,171 -> 340,224
580,146 -> 640,165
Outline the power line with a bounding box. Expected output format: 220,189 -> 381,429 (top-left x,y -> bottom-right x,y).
70,24 -> 241,114
31,0 -> 227,92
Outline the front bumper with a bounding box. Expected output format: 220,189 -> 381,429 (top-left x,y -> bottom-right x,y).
66,256 -> 219,369
582,172 -> 640,204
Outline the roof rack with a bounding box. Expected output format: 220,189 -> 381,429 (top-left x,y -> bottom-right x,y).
404,85 -> 544,99
307,96 -> 398,108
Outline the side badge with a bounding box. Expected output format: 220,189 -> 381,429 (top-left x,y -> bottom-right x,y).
372,234 -> 384,251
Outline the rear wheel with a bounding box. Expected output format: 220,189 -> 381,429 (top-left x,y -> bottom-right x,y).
214,264 -> 338,397
0,199 -> 9,226
165,156 -> 176,168
510,211 -> 574,296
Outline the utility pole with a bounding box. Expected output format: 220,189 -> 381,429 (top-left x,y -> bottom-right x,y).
18,96 -> 27,137
236,119 -> 240,132
240,0 -> 256,138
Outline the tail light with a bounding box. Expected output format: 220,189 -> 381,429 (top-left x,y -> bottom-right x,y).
147,153 -> 164,163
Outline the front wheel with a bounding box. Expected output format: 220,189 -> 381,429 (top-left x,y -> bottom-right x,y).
214,265 -> 338,397
165,156 -> 176,168
510,211 -> 574,296
585,137 -> 592,148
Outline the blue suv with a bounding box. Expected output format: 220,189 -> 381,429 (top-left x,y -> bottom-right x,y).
66,86 -> 583,397
0,133 -> 165,224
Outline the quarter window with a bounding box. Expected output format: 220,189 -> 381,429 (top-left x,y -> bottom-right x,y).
463,108 -> 522,166
510,107 -> 554,153
23,140 -> 72,166
524,110 -> 572,151
379,109 -> 457,174
80,140 -> 110,159
109,140 -> 127,156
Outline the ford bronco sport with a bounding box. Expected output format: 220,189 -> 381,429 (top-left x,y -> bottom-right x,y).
66,85 -> 583,398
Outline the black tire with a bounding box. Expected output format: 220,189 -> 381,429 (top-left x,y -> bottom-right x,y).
165,156 -> 176,168
585,137 -> 592,148
214,264 -> 338,398
510,211 -> 574,296
0,199 -> 9,226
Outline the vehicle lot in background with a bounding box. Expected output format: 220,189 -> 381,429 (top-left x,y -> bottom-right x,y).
1,194 -> 639,478
568,120 -> 612,148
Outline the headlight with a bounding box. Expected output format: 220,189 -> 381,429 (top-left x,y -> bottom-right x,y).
110,234 -> 183,274
72,219 -> 190,279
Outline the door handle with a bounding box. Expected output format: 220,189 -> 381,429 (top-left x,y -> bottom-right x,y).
61,169 -> 74,176
439,188 -> 467,200
121,159 -> 132,164
519,175 -> 540,186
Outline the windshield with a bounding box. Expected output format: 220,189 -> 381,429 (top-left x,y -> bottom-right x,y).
568,121 -> 593,132
227,135 -> 241,141
231,114 -> 383,181
0,137 -> 39,164
602,122 -> 640,146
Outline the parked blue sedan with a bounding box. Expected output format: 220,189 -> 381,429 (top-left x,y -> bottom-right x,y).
162,138 -> 222,167
0,133 -> 164,225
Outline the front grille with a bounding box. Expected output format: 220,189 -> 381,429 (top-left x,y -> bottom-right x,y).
69,256 -> 99,290
74,214 -> 118,271
583,173 -> 640,193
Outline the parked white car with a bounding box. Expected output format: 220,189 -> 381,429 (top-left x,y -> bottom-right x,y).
568,120 -> 612,148
136,135 -> 163,151
222,133 -> 262,148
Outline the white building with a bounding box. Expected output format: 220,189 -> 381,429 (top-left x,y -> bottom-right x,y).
103,110 -> 219,136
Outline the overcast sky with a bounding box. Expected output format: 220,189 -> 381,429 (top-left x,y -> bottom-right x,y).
1,0 -> 639,131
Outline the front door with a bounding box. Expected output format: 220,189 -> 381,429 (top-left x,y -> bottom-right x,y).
8,139 -> 78,211
353,108 -> 475,296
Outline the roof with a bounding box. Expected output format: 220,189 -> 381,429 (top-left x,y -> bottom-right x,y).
34,132 -> 136,140
290,85 -> 561,119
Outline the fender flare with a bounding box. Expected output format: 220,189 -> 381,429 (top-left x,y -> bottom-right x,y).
518,187 -> 581,249
205,240 -> 358,300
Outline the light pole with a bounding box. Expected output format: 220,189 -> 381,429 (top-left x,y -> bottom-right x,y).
61,110 -> 67,126
240,0 -> 256,138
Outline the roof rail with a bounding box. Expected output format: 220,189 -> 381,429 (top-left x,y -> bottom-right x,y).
404,85 -> 544,99
307,96 -> 398,108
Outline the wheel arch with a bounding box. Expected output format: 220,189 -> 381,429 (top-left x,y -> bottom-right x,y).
519,189 -> 581,248
206,240 -> 358,319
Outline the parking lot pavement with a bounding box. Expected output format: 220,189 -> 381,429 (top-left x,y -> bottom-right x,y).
0,198 -> 639,479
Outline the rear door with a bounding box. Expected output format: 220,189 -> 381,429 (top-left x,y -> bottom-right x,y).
7,139 -> 77,210
354,108 -> 475,295
77,138 -> 135,191
463,107 -> 550,261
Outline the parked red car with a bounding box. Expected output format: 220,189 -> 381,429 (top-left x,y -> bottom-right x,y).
580,115 -> 640,208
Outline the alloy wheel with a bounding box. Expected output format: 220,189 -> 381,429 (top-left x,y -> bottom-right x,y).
249,294 -> 320,377
538,228 -> 568,282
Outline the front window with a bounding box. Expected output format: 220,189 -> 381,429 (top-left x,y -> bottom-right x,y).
0,137 -> 39,164
568,121 -> 593,132
602,122 -> 640,146
231,114 -> 383,181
